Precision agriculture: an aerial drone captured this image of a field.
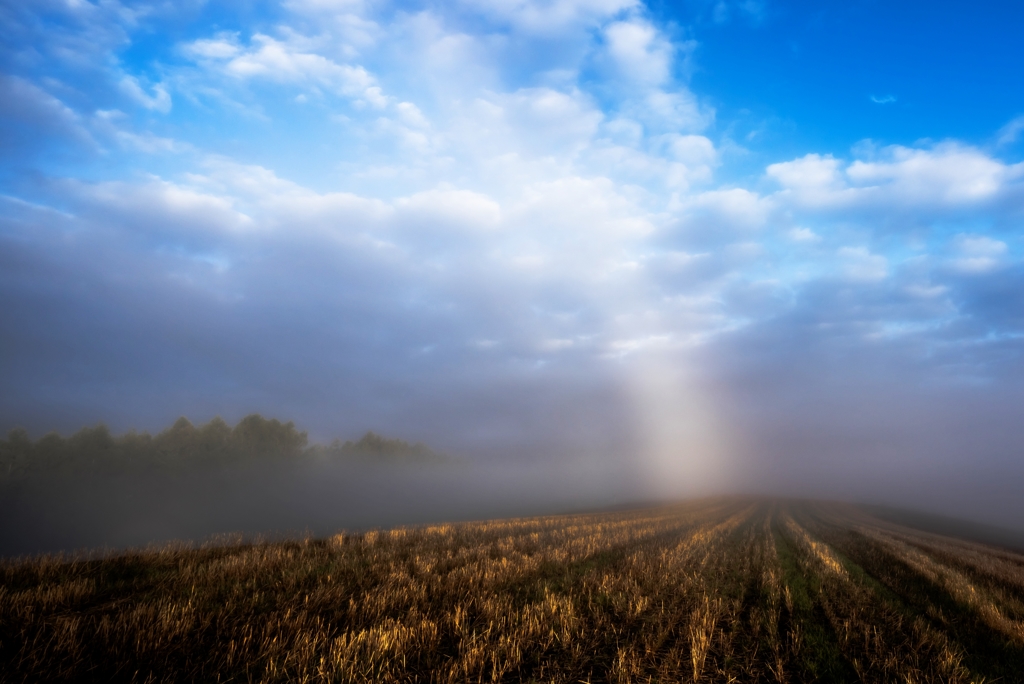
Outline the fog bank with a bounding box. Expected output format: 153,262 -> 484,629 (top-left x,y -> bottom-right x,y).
0,458 -> 656,557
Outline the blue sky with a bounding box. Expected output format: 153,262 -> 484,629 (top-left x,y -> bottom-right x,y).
2,0 -> 1024,520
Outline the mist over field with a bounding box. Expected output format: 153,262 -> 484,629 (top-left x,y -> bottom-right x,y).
0,416 -> 654,556
3,0 -> 1024,555
0,458 -> 629,557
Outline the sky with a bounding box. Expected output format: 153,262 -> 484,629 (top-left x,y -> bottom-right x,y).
2,0 -> 1024,523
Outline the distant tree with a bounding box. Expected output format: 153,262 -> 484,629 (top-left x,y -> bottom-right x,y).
67,424 -> 116,471
231,414 -> 308,457
119,430 -> 153,455
156,417 -> 197,460
33,432 -> 68,470
0,428 -> 32,476
0,416 -> 438,478
321,431 -> 445,463
197,417 -> 232,454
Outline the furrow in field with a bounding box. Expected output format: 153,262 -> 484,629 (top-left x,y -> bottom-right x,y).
777,506 -> 976,683
800,503 -> 1024,683
852,524 -> 1024,643
601,502 -> 760,682
853,516 -> 1024,616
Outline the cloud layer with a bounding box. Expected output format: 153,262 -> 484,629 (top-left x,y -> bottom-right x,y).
2,0 -> 1023,523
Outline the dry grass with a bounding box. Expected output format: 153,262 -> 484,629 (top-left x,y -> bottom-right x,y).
2,498 -> 1023,683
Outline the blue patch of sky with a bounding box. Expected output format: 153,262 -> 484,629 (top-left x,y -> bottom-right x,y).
648,0 -> 1024,165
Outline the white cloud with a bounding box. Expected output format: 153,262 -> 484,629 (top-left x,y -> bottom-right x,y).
636,89 -> 710,133
511,175 -> 654,248
846,143 -> 1016,205
664,134 -> 716,167
185,35 -> 242,59
395,188 -> 502,236
392,11 -> 500,97
184,33 -> 385,106
601,117 -> 643,146
766,154 -> 843,203
459,0 -> 639,33
278,0 -> 382,61
996,115 -> 1024,146
501,87 -> 603,151
768,144 -> 1024,210
604,19 -> 672,87
950,234 -> 1008,274
120,75 -> 172,113
678,188 -> 770,234
74,179 -> 253,240
787,227 -> 821,243
452,87 -> 603,165
592,15 -> 708,134
395,101 -> 429,129
838,246 -> 888,282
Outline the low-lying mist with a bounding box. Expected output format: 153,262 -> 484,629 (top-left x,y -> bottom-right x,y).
0,459 -> 651,558
0,414 -> 656,557
6,373 -> 1024,559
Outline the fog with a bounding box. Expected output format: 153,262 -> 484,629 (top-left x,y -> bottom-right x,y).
4,327 -> 1024,558
0,458 -> 655,558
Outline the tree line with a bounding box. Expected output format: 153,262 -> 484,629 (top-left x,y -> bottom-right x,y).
0,415 -> 444,478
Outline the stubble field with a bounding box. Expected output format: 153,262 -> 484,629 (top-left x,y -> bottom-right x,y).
2,498 -> 1023,683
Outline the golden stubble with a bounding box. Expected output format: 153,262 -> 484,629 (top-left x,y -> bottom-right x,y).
1,499 -> 1020,683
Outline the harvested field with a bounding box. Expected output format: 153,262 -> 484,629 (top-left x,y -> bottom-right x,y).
2,499 -> 1023,683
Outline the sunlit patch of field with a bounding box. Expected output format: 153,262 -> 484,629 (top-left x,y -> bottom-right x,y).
2,499 -> 1024,683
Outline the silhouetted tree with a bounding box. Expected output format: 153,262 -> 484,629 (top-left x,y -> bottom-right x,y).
318,431 -> 444,463
232,414 -> 307,457
0,428 -> 32,475
0,416 -> 438,478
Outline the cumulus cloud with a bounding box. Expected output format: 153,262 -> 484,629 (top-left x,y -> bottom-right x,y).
184,33 -> 385,106
846,144 -> 1018,205
767,144 -> 1024,211
472,87 -> 604,160
394,188 -> 502,238
604,19 -> 673,86
70,179 -> 255,249
669,188 -> 770,248
766,153 -> 845,205
663,134 -> 717,168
